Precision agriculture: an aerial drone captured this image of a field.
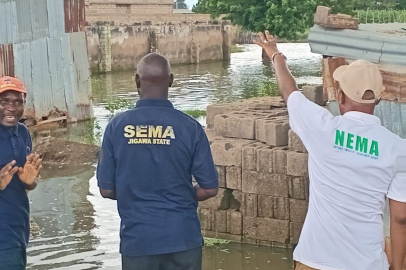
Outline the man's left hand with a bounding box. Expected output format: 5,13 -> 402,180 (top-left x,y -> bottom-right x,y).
254,30 -> 279,56
18,153 -> 42,187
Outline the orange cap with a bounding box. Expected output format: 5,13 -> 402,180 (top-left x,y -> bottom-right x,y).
333,60 -> 383,104
0,76 -> 27,96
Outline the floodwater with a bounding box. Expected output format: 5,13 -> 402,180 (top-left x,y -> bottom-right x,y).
26,43 -> 396,269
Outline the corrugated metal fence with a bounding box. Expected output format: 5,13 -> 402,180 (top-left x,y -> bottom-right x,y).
0,0 -> 92,124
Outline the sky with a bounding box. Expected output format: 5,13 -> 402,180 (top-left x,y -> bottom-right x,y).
184,0 -> 198,9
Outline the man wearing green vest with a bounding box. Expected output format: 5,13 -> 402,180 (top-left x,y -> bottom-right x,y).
255,31 -> 406,270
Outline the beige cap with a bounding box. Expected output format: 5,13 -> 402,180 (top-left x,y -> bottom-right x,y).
333,60 -> 383,104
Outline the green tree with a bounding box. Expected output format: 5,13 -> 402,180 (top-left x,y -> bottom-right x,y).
192,0 -> 354,40
396,0 -> 406,9
174,0 -> 188,9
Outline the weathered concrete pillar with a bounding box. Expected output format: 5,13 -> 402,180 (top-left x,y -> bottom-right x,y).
222,23 -> 231,61
98,25 -> 112,73
149,29 -> 158,53
191,40 -> 200,64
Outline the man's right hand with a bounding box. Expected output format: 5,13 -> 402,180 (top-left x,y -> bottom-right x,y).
0,160 -> 18,190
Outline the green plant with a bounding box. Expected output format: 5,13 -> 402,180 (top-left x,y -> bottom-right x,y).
192,0 -> 356,40
82,118 -> 103,146
257,81 -> 281,97
105,98 -> 134,114
356,9 -> 406,23
204,237 -> 231,246
182,109 -> 207,118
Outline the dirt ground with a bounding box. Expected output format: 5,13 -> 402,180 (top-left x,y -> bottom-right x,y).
33,137 -> 100,165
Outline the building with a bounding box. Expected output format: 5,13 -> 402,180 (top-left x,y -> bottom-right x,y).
85,0 -> 174,20
0,0 -> 93,125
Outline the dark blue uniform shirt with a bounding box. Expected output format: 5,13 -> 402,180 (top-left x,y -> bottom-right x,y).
0,123 -> 31,251
97,99 -> 218,257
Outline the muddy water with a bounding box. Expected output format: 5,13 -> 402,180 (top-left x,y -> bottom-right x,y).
27,165 -> 293,270
26,43 -> 397,269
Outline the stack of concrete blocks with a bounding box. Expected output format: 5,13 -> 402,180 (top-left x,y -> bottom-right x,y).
199,86 -> 324,248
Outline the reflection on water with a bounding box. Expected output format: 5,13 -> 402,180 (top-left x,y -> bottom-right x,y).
92,44 -> 322,132
28,166 -> 294,269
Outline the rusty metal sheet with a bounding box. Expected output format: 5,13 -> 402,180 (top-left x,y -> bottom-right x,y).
0,0 -> 19,44
0,44 -> 14,77
64,0 -> 86,33
47,0 -> 66,38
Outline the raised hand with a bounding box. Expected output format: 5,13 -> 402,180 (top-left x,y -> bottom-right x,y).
0,160 -> 18,190
254,30 -> 279,56
18,153 -> 42,187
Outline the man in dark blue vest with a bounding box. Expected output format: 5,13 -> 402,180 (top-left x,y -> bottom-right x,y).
97,53 -> 219,270
0,76 -> 43,270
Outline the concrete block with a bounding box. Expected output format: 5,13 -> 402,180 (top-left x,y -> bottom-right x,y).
274,197 -> 290,220
199,188 -> 230,210
314,6 -> 330,25
290,222 -> 304,244
206,104 -> 237,128
290,199 -> 309,223
230,190 -> 242,210
226,166 -> 242,190
243,216 -> 290,243
289,177 -> 307,200
328,14 -> 360,30
202,230 -> 242,243
227,210 -> 243,235
214,210 -> 227,233
256,117 -> 290,147
242,193 -> 258,217
214,113 -> 256,139
242,143 -> 267,171
258,195 -> 274,218
211,139 -> 252,167
206,128 -> 217,143
242,171 -> 289,197
287,152 -> 309,177
242,170 -> 258,194
216,166 -> 226,188
303,85 -> 326,106
242,145 -> 257,171
273,148 -> 288,174
288,130 -> 307,153
199,208 -> 213,231
257,147 -> 274,172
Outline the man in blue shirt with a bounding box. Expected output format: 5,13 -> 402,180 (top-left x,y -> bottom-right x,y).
97,53 -> 219,270
0,76 -> 43,270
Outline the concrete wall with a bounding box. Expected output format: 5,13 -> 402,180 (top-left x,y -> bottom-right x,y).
199,88 -> 325,247
87,22 -> 237,73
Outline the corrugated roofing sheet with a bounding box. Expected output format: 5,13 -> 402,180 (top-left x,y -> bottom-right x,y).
0,44 -> 14,77
0,0 -> 19,44
309,23 -> 406,66
47,0 -> 66,38
1,0 -> 92,123
64,0 -> 86,33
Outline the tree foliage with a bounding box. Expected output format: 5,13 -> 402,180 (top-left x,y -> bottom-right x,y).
174,0 -> 188,9
192,0 -> 406,39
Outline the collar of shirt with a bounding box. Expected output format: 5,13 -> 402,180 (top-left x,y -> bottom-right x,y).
0,123 -> 19,139
343,111 -> 381,125
136,99 -> 174,109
